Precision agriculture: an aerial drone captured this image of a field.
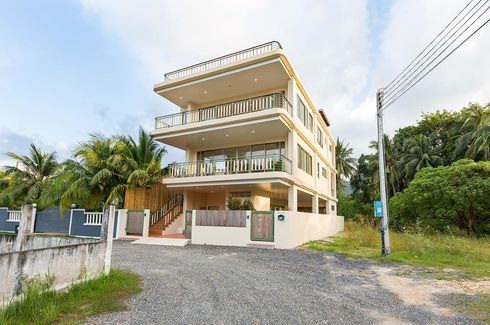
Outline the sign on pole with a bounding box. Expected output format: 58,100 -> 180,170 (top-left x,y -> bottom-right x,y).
374,201 -> 383,218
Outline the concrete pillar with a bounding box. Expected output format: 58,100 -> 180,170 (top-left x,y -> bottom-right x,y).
142,209 -> 150,237
100,205 -> 115,275
312,194 -> 319,214
116,209 -> 127,238
288,185 -> 298,212
288,131 -> 298,177
14,204 -> 36,251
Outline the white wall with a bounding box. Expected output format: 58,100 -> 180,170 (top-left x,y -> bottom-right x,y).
191,210 -> 251,246
190,210 -> 344,249
274,211 -> 344,249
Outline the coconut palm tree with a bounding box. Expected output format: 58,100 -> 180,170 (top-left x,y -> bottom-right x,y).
0,144 -> 58,207
114,126 -> 167,188
57,134 -> 125,211
335,138 -> 356,191
454,103 -> 490,160
403,134 -> 443,180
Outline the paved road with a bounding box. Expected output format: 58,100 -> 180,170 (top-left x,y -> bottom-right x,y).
88,241 -> 478,325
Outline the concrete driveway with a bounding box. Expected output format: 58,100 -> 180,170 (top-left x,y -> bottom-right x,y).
88,241 -> 479,325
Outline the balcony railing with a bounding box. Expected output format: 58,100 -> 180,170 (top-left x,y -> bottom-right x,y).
167,154 -> 292,178
155,93 -> 292,129
164,41 -> 282,81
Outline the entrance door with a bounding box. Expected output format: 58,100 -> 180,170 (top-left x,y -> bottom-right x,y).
184,210 -> 192,239
126,210 -> 145,235
251,211 -> 274,242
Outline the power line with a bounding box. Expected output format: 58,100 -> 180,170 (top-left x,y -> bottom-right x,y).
381,12 -> 490,111
383,0 -> 480,93
383,0 -> 489,103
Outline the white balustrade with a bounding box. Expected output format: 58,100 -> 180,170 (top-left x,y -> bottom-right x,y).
84,212 -> 103,225
7,210 -> 21,222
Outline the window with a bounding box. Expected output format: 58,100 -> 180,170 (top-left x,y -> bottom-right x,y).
317,163 -> 320,178
298,145 -> 312,175
317,127 -> 324,148
297,96 -> 313,132
322,167 -> 327,178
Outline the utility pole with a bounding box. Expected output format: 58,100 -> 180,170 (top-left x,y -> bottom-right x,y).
376,89 -> 390,256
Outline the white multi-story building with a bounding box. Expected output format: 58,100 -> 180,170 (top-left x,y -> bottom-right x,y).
148,42 -> 341,247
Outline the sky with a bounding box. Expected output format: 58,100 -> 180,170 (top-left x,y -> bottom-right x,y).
1,0 -> 489,167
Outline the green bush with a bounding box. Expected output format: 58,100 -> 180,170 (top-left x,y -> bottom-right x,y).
390,159 -> 490,235
337,193 -> 372,219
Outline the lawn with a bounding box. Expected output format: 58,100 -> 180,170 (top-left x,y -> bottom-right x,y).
304,221 -> 490,278
0,269 -> 142,325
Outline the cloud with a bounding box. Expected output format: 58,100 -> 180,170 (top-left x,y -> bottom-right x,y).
0,128 -> 37,166
79,0 -> 490,158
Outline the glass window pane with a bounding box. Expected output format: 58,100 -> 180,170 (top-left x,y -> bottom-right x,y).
238,146 -> 251,158
252,144 -> 265,157
265,143 -> 279,156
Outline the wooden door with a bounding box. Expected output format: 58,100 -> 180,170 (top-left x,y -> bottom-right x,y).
251,211 -> 274,242
126,210 -> 144,234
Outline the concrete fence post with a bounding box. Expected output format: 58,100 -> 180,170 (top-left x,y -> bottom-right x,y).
142,209 -> 150,238
100,204 -> 115,275
14,204 -> 36,251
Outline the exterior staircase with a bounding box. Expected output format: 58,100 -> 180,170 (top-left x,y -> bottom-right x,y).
149,193 -> 184,237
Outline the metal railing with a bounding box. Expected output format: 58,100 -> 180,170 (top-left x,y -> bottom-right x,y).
84,212 -> 103,225
150,193 -> 184,227
167,154 -> 292,178
155,93 -> 292,129
164,41 -> 282,81
7,210 -> 21,222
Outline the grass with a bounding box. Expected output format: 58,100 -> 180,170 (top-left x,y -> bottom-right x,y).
304,221 -> 490,279
459,293 -> 490,323
0,269 -> 142,325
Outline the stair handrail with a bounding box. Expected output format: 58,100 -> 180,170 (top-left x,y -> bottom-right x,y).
157,203 -> 183,230
149,193 -> 184,226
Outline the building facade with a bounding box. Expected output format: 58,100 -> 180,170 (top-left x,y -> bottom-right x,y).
150,41 -> 337,219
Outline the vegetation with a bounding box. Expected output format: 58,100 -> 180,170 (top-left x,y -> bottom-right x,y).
304,221 -> 490,278
0,127 -> 166,212
390,160 -> 490,235
227,195 -> 255,210
337,102 -> 490,235
0,269 -> 142,325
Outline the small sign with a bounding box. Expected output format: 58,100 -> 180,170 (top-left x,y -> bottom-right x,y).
374,201 -> 383,217
277,214 -> 285,221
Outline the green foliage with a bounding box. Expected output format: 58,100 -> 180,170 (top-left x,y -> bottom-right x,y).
337,193 -> 371,219
241,199 -> 254,211
0,144 -> 59,209
0,269 -> 141,325
335,137 -> 356,192
390,160 -> 490,235
1,127 -> 168,213
227,195 -> 255,210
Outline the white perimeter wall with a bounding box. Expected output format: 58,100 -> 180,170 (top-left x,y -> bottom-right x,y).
191,210 -> 344,249
274,211 -> 344,249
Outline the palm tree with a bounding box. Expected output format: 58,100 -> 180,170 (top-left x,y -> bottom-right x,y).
114,127 -> 167,188
454,103 -> 490,160
56,134 -> 125,211
369,134 -> 403,196
0,144 -> 58,207
335,138 -> 356,191
403,134 -> 443,180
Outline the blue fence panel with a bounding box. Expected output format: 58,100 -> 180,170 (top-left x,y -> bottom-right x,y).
70,210 -> 119,238
34,208 -> 70,234
0,208 -> 19,232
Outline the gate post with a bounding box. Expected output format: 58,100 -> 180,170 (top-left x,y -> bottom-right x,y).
142,209 -> 150,237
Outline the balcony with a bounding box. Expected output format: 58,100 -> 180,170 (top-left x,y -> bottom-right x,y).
155,93 -> 292,129
164,41 -> 282,81
166,154 -> 292,178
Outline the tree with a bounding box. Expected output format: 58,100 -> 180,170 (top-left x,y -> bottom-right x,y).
0,144 -> 58,207
114,126 -> 167,188
56,134 -> 125,211
402,134 -> 443,181
368,134 -> 403,196
390,160 -> 490,235
335,138 -> 356,191
454,103 -> 490,161
350,154 -> 376,204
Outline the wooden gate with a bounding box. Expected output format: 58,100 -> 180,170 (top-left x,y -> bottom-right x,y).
251,211 -> 274,242
184,211 -> 192,239
126,210 -> 145,235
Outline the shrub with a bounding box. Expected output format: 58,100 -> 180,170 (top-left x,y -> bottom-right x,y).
390,159 -> 490,235
241,199 -> 254,211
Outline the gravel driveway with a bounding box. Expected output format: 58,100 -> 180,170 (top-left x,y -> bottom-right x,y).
88,241 -> 479,325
